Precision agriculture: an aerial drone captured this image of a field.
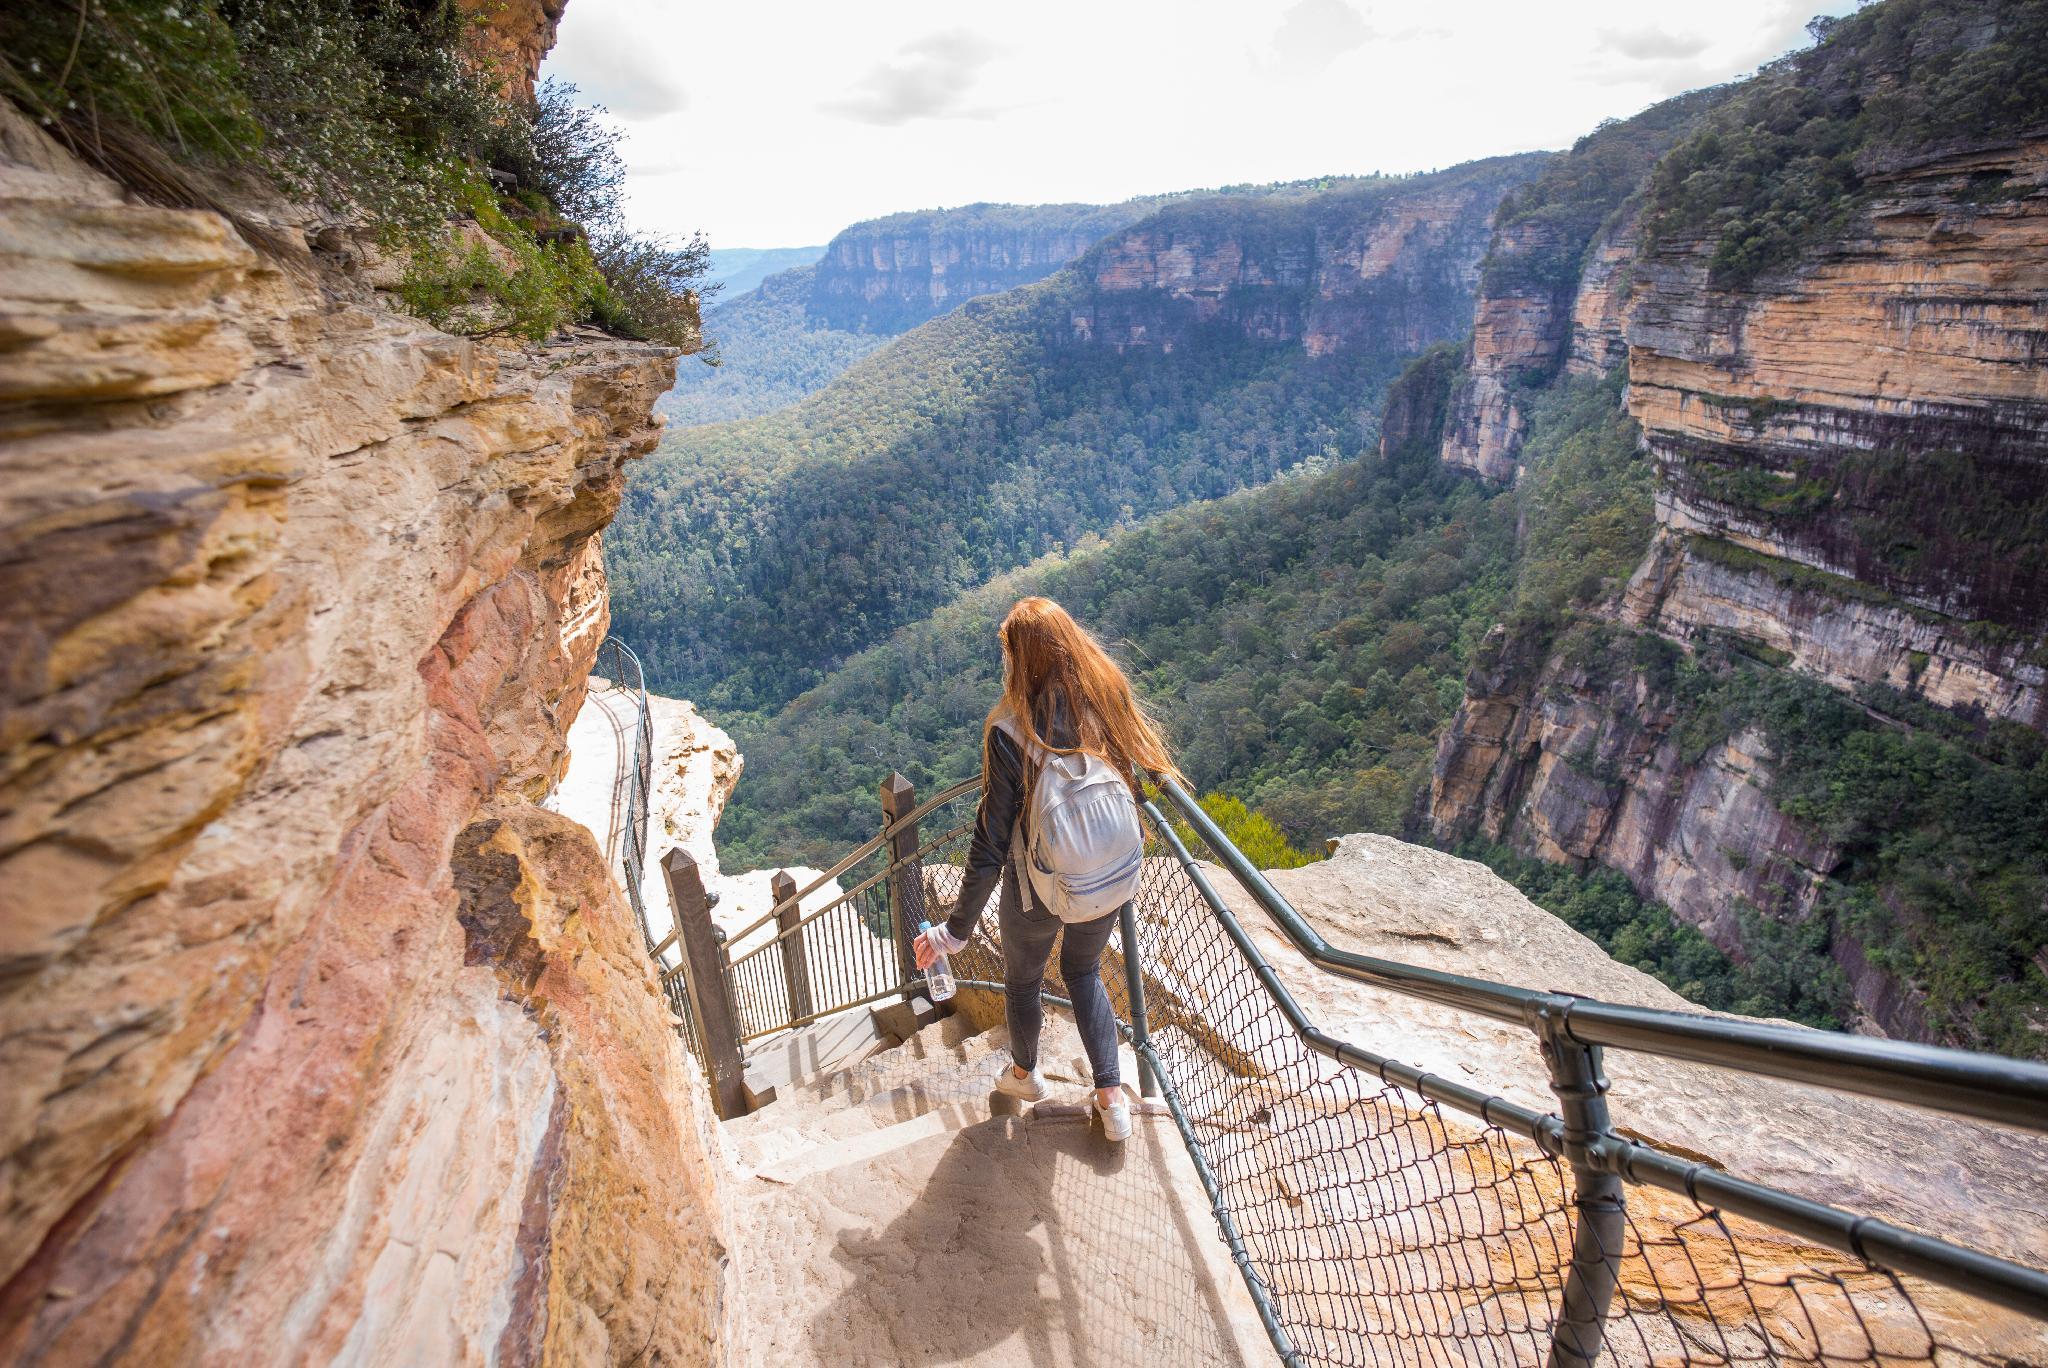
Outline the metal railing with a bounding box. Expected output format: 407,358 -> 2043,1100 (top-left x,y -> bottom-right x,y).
649,768 -> 2048,1364
718,778 -> 983,1042
586,639 -> 700,1050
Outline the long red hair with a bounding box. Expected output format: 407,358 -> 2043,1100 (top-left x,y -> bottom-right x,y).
985,597 -> 1182,799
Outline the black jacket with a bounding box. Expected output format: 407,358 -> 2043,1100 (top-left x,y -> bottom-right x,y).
943,693 -> 1078,941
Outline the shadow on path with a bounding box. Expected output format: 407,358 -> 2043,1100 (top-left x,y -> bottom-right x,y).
808,1110 -> 1248,1366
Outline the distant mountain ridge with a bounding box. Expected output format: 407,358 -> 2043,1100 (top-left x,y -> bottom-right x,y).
614,156 -> 1543,715
701,245 -> 826,298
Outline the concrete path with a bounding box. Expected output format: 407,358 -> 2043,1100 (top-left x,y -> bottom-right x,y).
723,1012 -> 1270,1366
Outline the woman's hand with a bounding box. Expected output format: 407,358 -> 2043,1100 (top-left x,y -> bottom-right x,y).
914,923 -> 966,969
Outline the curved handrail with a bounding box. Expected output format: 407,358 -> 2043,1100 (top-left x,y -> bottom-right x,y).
721,775 -> 983,946
1138,795 -> 2048,1323
1152,777 -> 2048,1136
727,815 -> 977,969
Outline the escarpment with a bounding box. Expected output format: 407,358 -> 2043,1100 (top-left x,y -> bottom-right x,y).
1439,90 -> 1718,482
806,201 -> 1156,333
1068,158 -> 1544,356
0,89 -> 729,1366
1429,5 -> 2048,1056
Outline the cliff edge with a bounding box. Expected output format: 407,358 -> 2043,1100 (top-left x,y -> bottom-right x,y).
0,91 -> 729,1362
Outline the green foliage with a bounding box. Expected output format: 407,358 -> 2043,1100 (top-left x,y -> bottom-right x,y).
1643,0 -> 2048,287
657,266 -> 886,427
615,273 -> 1412,717
586,228 -> 713,351
1459,840 -> 1850,1028
394,176 -> 608,341
0,0 -> 260,162
707,346 -> 1513,868
0,4 -> 705,349
1482,88 -> 1722,301
1174,794 -> 1325,871
1497,369 -> 1656,639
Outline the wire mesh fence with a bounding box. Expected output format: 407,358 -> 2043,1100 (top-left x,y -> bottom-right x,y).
890,786 -> 2040,1367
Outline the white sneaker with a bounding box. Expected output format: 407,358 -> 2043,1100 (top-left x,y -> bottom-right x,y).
1095,1091 -> 1132,1142
994,1067 -> 1050,1103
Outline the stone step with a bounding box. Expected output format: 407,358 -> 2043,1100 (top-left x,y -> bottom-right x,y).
725,1012 -> 1145,1173
728,1084 -> 1268,1366
739,1007 -> 892,1101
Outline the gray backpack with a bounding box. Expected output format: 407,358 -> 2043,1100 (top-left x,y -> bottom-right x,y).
994,715 -> 1144,923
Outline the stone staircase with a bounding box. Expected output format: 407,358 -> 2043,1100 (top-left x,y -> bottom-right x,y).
720,1002 -> 1270,1366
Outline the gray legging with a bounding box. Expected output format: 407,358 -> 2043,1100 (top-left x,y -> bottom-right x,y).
998,884 -> 1123,1090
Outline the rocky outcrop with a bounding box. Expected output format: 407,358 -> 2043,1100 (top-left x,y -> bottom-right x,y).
1435,87 -> 1720,482
457,0 -> 568,97
1437,219 -> 1571,481
1231,836 -> 2048,1360
806,202 -> 1153,334
0,98 -> 729,1362
1430,129 -> 2048,1046
1564,210 -> 1638,377
1430,628 -> 1842,952
1068,160 -> 1543,358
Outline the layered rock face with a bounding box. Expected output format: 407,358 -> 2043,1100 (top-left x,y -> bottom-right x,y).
1628,137 -> 2048,637
0,104 -> 729,1362
1430,130 -> 2048,1043
1069,161 -> 1542,357
1436,219 -> 1572,481
806,202 -> 1152,334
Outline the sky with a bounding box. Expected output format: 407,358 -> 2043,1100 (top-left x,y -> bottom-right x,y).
542,0 -> 1860,250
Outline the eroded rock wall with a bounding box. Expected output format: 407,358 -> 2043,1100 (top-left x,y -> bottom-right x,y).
1429,133 -> 2048,1043
1068,161 -> 1542,358
0,103 -> 728,1363
805,203 -> 1153,334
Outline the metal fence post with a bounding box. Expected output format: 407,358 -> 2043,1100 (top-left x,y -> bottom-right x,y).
662,847 -> 751,1120
771,869 -> 814,1024
880,773 -> 924,1002
1531,993 -> 1624,1368
1118,901 -> 1160,1097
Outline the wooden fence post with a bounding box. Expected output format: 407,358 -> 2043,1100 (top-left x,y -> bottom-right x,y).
661,847 -> 750,1119
880,773 -> 924,1002
771,869 -> 814,1025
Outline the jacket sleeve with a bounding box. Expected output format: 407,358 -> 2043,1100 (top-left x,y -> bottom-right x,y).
944,728 -> 1024,941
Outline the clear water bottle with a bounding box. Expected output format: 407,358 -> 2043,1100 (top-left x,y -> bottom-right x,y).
918,920 -> 957,1002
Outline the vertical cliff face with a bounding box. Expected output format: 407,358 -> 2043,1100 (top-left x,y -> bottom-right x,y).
0,93 -> 729,1363
805,201 -> 1155,333
1437,91 -> 1719,482
1429,11 -> 2048,1052
1066,161 -> 1543,358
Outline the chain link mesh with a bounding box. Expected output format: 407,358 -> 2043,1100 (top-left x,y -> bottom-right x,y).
699,778 -> 2040,1364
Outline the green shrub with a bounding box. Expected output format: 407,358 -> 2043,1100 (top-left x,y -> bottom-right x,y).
1173,793 -> 1324,870
0,1 -> 705,349
1643,0 -> 2048,288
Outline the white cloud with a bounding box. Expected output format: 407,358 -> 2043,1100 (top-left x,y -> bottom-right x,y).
543,0 -> 1862,249
821,30 -> 1006,126
1597,26 -> 1713,60
1266,0 -> 1374,75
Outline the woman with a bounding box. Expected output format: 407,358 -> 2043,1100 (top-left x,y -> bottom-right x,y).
912,597 -> 1180,1142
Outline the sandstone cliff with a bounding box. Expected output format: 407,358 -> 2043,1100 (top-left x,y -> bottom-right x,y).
1437,92 -> 1717,483
0,88 -> 730,1366
1068,159 -> 1543,358
805,201 -> 1154,334
1429,13 -> 2048,1054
